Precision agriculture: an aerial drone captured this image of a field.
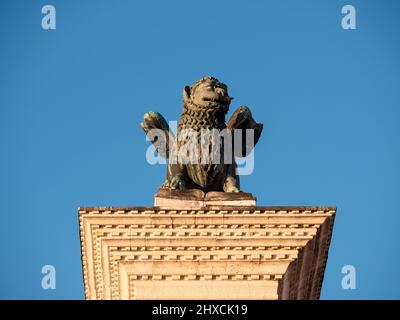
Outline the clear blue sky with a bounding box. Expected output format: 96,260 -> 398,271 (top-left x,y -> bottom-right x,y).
0,0 -> 399,299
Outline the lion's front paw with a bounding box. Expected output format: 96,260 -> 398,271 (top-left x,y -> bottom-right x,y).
225,185 -> 240,193
223,176 -> 240,193
160,179 -> 171,189
169,174 -> 187,190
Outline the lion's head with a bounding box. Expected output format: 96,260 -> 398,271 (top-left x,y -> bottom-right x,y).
183,76 -> 233,112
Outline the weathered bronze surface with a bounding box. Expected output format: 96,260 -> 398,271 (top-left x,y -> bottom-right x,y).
141,76 -> 263,193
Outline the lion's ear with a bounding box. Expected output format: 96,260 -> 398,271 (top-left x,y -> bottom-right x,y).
183,86 -> 190,103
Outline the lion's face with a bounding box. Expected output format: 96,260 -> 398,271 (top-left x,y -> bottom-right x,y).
183,77 -> 233,110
